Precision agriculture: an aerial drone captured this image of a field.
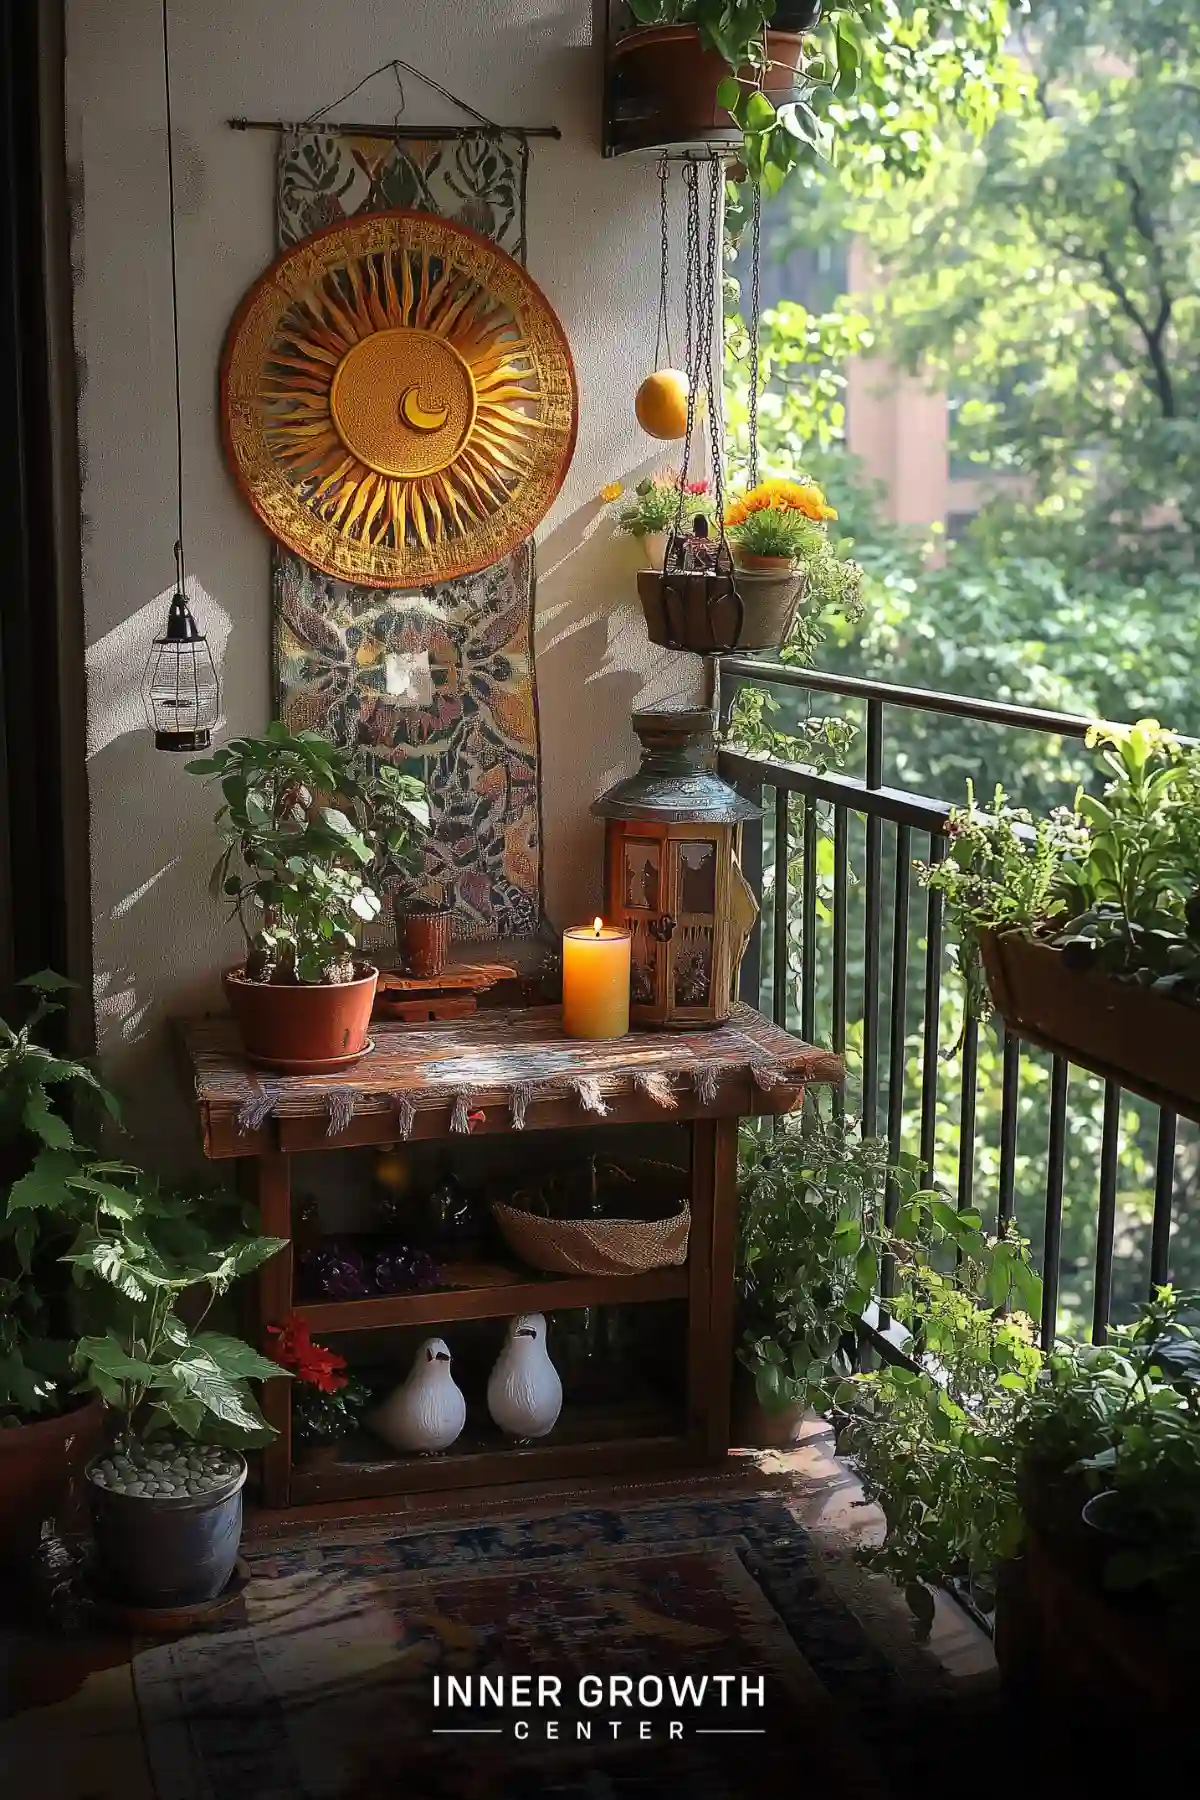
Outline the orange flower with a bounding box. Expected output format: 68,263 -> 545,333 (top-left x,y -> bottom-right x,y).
725,478 -> 837,527
599,481 -> 624,502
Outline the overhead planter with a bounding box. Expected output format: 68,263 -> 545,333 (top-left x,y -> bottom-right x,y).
606,23 -> 808,158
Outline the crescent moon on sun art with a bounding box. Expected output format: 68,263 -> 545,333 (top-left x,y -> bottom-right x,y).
220,209 -> 578,586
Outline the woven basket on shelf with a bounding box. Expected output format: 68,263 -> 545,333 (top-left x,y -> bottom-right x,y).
491,1198 -> 690,1275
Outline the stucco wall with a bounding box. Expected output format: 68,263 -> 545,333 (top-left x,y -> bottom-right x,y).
66,0 -> 699,1160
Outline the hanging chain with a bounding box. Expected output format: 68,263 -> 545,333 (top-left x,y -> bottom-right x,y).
654,155 -> 672,371
670,158 -> 703,551
700,154 -> 730,555
748,179 -> 762,489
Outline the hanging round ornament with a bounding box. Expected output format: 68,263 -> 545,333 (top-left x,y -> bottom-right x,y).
220,209 -> 578,587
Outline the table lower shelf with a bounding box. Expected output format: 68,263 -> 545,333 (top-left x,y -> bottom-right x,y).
295,1262 -> 689,1332
285,1391 -> 699,1505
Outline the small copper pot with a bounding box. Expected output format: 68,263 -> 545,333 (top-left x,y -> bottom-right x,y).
394,902 -> 454,978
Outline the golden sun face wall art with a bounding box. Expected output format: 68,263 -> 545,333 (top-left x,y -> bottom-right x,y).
220,209 -> 578,586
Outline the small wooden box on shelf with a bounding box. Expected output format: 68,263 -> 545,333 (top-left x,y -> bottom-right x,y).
180,1004 -> 840,1512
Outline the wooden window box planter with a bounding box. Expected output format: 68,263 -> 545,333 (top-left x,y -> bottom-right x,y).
979,928 -> 1200,1122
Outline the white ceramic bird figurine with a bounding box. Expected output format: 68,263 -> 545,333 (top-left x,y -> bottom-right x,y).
487,1313 -> 562,1442
370,1336 -> 466,1454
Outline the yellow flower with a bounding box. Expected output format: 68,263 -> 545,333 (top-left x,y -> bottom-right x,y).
599,481 -> 624,502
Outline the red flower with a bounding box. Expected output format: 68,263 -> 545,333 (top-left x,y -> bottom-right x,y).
268,1314 -> 348,1394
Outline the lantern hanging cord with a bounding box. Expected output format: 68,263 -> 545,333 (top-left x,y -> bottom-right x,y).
654,155 -> 672,371
161,0 -> 186,598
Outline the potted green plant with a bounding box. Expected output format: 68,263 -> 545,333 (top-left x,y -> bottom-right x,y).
923,719 -> 1200,1117
735,1116 -> 1020,1450
269,1313 -> 369,1469
188,723 -> 426,1069
604,472 -> 714,570
0,972 -> 120,1569
608,1 -> 842,188
837,1244 -> 1045,1636
69,1182 -> 287,1608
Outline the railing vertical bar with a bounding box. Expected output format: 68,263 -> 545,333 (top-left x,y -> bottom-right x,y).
880,822 -> 911,1325
1150,1109 -> 1177,1292
1092,1081 -> 1120,1345
731,774 -> 763,1007
997,1030 -> 1020,1231
956,1016 -> 979,1216
800,801 -> 817,1046
772,788 -> 789,1029
918,834 -> 945,1188
1040,1057 -> 1069,1347
831,806 -> 848,1121
861,701 -> 884,1138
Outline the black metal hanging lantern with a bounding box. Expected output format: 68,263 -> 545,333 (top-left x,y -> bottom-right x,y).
142,551 -> 220,751
140,0 -> 220,752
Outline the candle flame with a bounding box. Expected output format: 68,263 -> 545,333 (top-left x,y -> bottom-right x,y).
593,916 -> 603,936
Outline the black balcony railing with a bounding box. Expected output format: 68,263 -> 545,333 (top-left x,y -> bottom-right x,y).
718,656 -> 1194,1346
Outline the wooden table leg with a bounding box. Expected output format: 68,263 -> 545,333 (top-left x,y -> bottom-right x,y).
686,1121 -> 716,1456
252,1152 -> 293,1508
706,1116 -> 739,1459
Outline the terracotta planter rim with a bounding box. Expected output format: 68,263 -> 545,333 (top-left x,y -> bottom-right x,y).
0,1392 -> 103,1445
224,962 -> 378,991
612,22 -> 805,56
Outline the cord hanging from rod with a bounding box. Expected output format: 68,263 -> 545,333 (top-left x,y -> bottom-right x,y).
141,0 -> 219,753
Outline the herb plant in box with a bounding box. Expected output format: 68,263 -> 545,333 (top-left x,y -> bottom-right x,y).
188,723 -> 426,1069
71,1184 -> 287,1608
269,1314 -> 368,1468
924,720 -> 1200,1117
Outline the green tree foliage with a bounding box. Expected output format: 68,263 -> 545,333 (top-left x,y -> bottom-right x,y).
723,0 -> 1200,1331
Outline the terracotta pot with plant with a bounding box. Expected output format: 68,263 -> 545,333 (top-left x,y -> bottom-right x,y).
269,1314 -> 368,1469
188,724 -> 427,1070
610,0 -> 836,185
0,972 -> 114,1580
72,1185 -> 288,1611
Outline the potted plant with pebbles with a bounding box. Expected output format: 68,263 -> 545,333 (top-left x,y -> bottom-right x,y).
72,1183 -> 286,1609
188,723 -> 426,1070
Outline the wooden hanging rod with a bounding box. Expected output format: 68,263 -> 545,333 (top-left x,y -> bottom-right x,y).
228,117 -> 561,140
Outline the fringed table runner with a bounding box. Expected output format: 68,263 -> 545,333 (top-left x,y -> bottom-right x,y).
183,1006 -> 842,1158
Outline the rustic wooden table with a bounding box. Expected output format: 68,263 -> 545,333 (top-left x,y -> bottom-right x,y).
181,1004 -> 841,1512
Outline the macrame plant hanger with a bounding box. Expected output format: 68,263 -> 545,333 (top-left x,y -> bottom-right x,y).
660,153 -> 744,670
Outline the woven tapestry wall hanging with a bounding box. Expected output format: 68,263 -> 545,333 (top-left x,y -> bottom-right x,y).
264,131 -> 556,939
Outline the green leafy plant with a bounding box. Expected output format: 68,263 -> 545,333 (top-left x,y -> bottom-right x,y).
839,1257 -> 1044,1634
0,972 -> 127,1425
1015,1287 -> 1200,1606
68,1181 -> 287,1448
736,1115 -> 1036,1419
923,720 -> 1200,1018
188,723 -> 426,986
610,472 -> 714,537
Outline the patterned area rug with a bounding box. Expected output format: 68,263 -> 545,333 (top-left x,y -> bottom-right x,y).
114,1493 -> 941,1799
271,130 -> 542,939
